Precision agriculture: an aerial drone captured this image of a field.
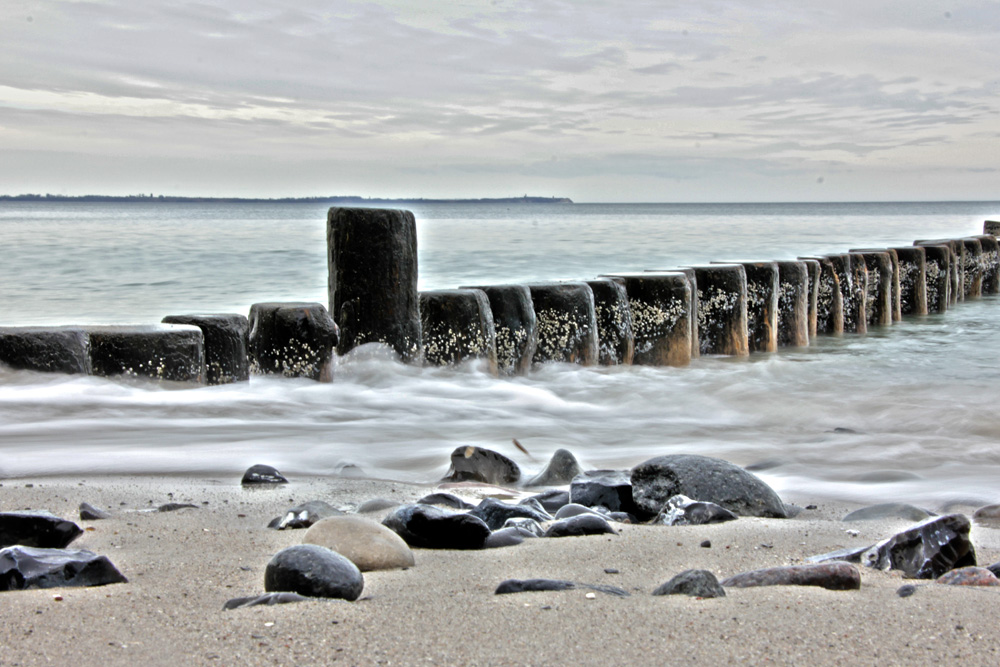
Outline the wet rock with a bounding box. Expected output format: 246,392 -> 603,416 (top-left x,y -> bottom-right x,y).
602,272 -> 691,366
652,569 -> 726,598
328,207 -> 421,361
861,514 -> 976,579
241,464 -> 288,486
382,504 -> 490,550
443,446 -> 520,485
0,511 -> 82,549
543,514 -> 617,538
247,302 -> 339,381
526,449 -> 584,487
356,498 -> 400,513
722,563 -> 861,591
420,289 -> 498,374
303,515 -> 415,571
495,578 -> 628,597
503,518 -> 545,537
462,284 -> 537,375
0,327 -> 91,374
653,495 -> 737,526
264,544 -> 364,601
897,584 -> 917,598
936,566 -> 1000,587
86,324 -> 205,383
569,470 -> 635,514
517,497 -> 549,516
0,546 -> 127,590
527,282 -> 599,366
689,264 -> 749,356
79,503 -> 111,521
269,500 -> 343,530
630,454 -> 787,519
522,489 -> 570,513
161,313 -> 249,384
223,592 -> 311,610
775,261 -> 810,347
416,493 -> 475,511
585,278 -> 635,365
470,497 -> 552,531
842,503 -> 934,523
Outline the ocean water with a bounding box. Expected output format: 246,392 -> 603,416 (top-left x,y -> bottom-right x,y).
2,200 -> 1000,508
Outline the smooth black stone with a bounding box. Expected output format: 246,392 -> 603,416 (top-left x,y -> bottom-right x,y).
86,324 -> 206,383
502,518 -> 545,536
543,514 -> 617,538
554,503 -> 605,520
652,569 -> 726,598
654,495 -> 737,526
861,514 -> 976,579
495,578 -> 576,594
896,584 -> 917,598
525,449 -> 584,487
484,527 -> 530,549
223,592 -> 311,610
630,454 -> 787,519
0,546 -> 127,590
161,313 -> 250,384
986,562 -> 1000,578
842,503 -> 935,523
269,501 -> 343,530
79,503 -> 111,521
382,504 -> 491,550
247,302 -> 339,380
443,446 -> 521,485
0,327 -> 91,374
241,464 -> 288,485
700,540 -> 712,548
328,207 -> 421,361
419,289 -> 498,374
470,497 -> 551,531
156,503 -> 199,512
569,470 -> 635,514
264,545 -> 364,601
462,284 -> 538,376
522,489 -> 571,513
0,511 -> 82,549
416,493 -> 475,510
585,278 -> 635,365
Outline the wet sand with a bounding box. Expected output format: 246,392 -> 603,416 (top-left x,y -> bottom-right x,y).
1,475 -> 999,666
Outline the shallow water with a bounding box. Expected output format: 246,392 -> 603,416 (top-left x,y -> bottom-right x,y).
2,200 -> 1000,508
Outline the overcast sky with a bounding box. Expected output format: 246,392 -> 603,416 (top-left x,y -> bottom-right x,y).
1,0 -> 998,202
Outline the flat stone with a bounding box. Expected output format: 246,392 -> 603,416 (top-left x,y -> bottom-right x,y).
0,511 -> 82,549
554,503 -> 606,520
241,464 -> 288,485
470,497 -> 551,531
264,544 -> 364,601
495,578 -> 629,597
525,449 -> 584,487
569,469 -> 635,513
443,446 -> 520,485
652,569 -> 726,598
223,592 -> 311,610
382,504 -> 490,550
484,527 -> 536,549
897,584 -> 917,598
303,516 -> 415,572
721,563 -> 861,591
861,514 -> 976,579
543,514 -> 617,538
416,493 -> 475,510
936,567 -> 1000,586
269,500 -> 343,530
79,503 -> 111,521
653,495 -> 738,526
842,503 -> 934,523
0,546 -> 127,590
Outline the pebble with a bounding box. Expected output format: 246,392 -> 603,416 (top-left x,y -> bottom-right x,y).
303,516 -> 415,571
264,545 -> 364,601
543,514 -> 617,538
936,567 -> 1000,587
721,562 -> 861,591
653,569 -> 726,598
382,504 -> 491,549
240,464 -> 288,486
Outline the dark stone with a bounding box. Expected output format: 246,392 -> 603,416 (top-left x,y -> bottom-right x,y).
910,245 -> 951,313
585,278 -> 635,366
0,511 -> 82,549
861,514 -> 976,579
328,207 -> 421,361
554,503 -> 604,520
689,264 -> 748,356
569,470 -> 635,514
416,493 -> 475,510
849,250 -> 894,325
543,514 -> 617,538
721,562 -> 861,591
842,503 -> 934,523
527,282 -> 599,366
503,518 -> 545,536
936,566 -> 1000,586
79,503 -> 111,521
419,289 -> 497,374
443,446 -> 520,485
890,246 -> 928,315
775,261 -> 809,347
896,584 -> 917,597
652,569 -> 726,598
653,495 -> 738,526
86,324 -> 205,383
0,546 -> 127,590
462,284 -> 537,375
522,489 -> 571,513
0,327 -> 90,374
525,449 -> 584,487
601,272 -> 691,366
495,578 -> 629,597
517,497 -> 549,516
799,256 -> 843,334
247,302 -> 338,381
986,562 -> 1000,578
630,455 -> 787,519
270,500 -> 343,530
700,540 -> 712,548
223,592 -> 311,610
161,313 -> 250,384
264,544 -> 364,601
382,504 -> 490,549
470,497 -> 552,531
241,464 -> 288,485
157,503 -> 199,512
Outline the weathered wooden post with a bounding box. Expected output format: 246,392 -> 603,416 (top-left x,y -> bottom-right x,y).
909,245 -> 950,313
461,284 -> 537,376
527,282 -> 599,366
917,239 -> 964,304
86,324 -> 206,383
585,278 -> 635,365
248,302 -> 339,381
960,238 -> 984,298
848,250 -> 892,326
890,247 -> 928,316
602,272 -> 691,366
714,261 -> 778,352
799,258 -> 820,339
419,289 -> 497,374
774,261 -> 809,347
800,256 -> 843,334
985,220 -> 1000,236
162,313 -> 249,384
826,254 -> 867,334
974,235 -> 1000,294
327,207 -> 421,361
688,264 -> 748,356
0,327 -> 91,374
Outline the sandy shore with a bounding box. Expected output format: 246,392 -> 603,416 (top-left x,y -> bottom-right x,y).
1,474 -> 999,666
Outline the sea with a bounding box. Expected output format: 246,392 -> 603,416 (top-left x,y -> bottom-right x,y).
2,199 -> 1000,509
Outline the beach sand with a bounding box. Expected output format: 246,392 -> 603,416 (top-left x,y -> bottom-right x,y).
1,474 -> 999,666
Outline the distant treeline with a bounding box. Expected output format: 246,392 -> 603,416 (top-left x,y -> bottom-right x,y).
0,193 -> 573,204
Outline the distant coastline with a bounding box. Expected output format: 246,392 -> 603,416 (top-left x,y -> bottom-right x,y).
0,193 -> 573,205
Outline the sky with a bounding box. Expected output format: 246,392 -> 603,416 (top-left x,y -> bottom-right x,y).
1,0 -> 998,202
